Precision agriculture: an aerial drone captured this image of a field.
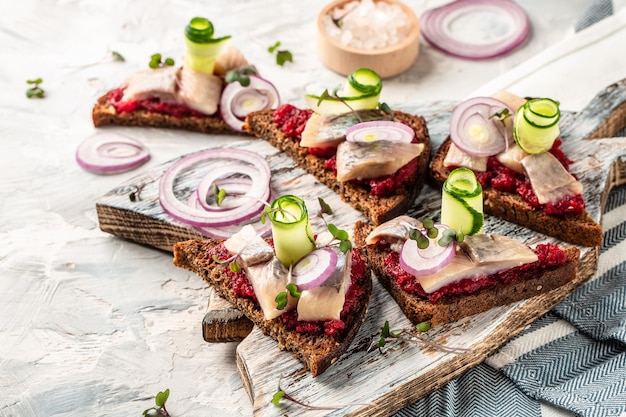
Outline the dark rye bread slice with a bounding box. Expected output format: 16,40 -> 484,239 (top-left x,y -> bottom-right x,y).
92,92 -> 241,135
354,220 -> 580,326
172,237 -> 373,377
430,138 -> 602,247
244,109 -> 431,225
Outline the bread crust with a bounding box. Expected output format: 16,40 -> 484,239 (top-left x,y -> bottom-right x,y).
244,109 -> 431,226
430,138 -> 602,247
92,92 -> 242,135
354,220 -> 580,326
172,237 -> 372,377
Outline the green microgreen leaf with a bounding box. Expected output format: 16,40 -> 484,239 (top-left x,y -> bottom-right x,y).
381,320 -> 390,338
229,262 -> 241,273
275,50 -> 293,66
225,69 -> 250,87
416,321 -> 431,332
339,239 -> 352,253
149,53 -> 175,69
285,283 -> 301,298
26,78 -> 45,99
275,291 -> 288,310
143,388 -> 171,417
271,390 -> 285,404
318,197 -> 333,215
111,50 -> 125,62
422,218 -> 434,229
213,183 -> 227,207
379,102 -> 395,120
268,41 -> 293,66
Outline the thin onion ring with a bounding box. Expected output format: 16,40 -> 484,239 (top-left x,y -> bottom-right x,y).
421,0 -> 530,60
159,148 -> 271,227
76,132 -> 150,174
219,75 -> 280,132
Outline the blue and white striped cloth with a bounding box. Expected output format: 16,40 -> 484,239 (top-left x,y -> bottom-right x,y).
395,4 -> 623,415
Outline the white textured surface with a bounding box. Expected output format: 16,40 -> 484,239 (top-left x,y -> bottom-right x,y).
0,1 -> 625,416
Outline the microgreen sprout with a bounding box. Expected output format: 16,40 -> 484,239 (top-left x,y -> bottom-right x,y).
271,376 -> 376,410
26,78 -> 45,99
212,253 -> 241,274
379,102 -> 395,121
408,218 -> 464,249
111,50 -> 125,62
371,320 -> 470,354
149,53 -> 175,69
129,183 -> 145,202
225,65 -> 258,87
275,281 -> 301,310
316,197 -> 352,253
316,89 -> 363,123
142,388 -> 171,417
489,107 -> 512,123
268,41 -> 293,66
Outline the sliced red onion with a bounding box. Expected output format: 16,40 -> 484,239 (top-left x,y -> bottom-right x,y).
400,225 -> 456,277
188,189 -> 274,239
449,96 -> 514,156
292,248 -> 338,291
159,148 -> 271,227
76,132 -> 150,174
220,75 -> 280,132
345,121 -> 415,143
195,163 -> 269,214
421,0 -> 530,60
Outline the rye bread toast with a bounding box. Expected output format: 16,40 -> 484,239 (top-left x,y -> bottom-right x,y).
354,220 -> 580,326
92,91 -> 240,135
430,138 -> 602,247
172,234 -> 372,377
243,109 -> 431,226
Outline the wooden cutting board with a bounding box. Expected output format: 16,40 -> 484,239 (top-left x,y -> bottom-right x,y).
96,79 -> 626,417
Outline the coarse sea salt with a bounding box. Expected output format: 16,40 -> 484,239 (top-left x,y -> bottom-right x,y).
322,0 -> 412,50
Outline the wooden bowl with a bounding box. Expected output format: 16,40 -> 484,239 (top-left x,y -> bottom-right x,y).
317,0 -> 420,79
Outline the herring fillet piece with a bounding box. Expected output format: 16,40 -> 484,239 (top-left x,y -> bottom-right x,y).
177,68 -> 223,115
121,66 -> 179,102
300,109 -> 391,148
521,151 -> 583,204
336,140 -> 425,182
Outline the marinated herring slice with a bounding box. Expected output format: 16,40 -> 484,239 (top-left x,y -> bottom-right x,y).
336,140 -> 425,182
460,234 -> 538,265
443,142 -> 488,172
223,225 -> 273,268
521,151 -> 583,204
365,215 -> 423,252
177,67 -> 223,115
121,66 -> 179,102
300,109 -> 391,148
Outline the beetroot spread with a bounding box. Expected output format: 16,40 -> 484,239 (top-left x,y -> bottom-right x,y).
381,241 -> 568,304
108,87 -> 206,118
273,104 -> 417,196
472,140 -> 585,216
209,243 -> 367,339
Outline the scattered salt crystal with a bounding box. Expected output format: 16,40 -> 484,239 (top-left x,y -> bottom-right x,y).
322,0 -> 412,50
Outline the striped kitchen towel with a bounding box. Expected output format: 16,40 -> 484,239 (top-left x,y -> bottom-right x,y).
395,183 -> 626,417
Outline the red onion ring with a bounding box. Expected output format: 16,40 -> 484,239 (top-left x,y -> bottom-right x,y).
449,96 -> 514,156
188,186 -> 275,239
399,225 -> 456,277
345,121 -> 415,143
159,148 -> 271,227
76,132 -> 150,174
219,75 -> 281,132
195,163 -> 269,214
421,0 -> 530,60
292,248 -> 338,290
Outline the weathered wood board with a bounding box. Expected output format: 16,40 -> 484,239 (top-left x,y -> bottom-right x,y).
96,79 -> 626,417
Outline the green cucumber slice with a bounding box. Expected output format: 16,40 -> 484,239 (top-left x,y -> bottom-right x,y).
267,195 -> 315,266
344,68 -> 382,96
183,17 -> 231,74
303,92 -> 380,116
441,168 -> 484,236
514,105 -> 560,154
522,98 -> 560,128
